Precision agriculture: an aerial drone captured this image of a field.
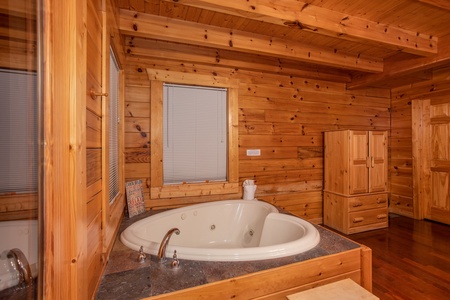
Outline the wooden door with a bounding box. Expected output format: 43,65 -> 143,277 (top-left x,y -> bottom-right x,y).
349,131 -> 370,194
369,131 -> 388,193
413,99 -> 450,225
428,101 -> 450,224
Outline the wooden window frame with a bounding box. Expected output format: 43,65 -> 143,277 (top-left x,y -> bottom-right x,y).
149,70 -> 239,199
101,10 -> 126,254
0,193 -> 38,221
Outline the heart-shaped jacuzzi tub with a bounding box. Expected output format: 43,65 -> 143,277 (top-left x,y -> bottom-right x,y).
120,199 -> 320,261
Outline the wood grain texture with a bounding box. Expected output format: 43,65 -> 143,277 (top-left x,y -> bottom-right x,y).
391,67 -> 450,218
124,49 -> 390,221
120,9 -> 383,72
101,0 -> 127,267
143,248 -> 368,300
117,0 -> 450,88
0,193 -> 38,221
348,214 -> 450,300
287,278 -> 378,299
164,0 -> 436,56
42,0 -> 88,299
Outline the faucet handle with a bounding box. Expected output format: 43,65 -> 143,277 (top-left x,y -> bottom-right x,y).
171,250 -> 180,268
137,246 -> 147,263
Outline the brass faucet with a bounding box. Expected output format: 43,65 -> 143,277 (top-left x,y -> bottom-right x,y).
157,228 -> 180,263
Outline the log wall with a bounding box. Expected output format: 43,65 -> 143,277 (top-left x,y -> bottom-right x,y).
390,67 -> 450,218
123,56 -> 391,223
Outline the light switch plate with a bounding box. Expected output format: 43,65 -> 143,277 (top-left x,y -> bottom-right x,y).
246,149 -> 261,156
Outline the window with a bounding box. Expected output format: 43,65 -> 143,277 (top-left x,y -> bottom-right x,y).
149,70 -> 239,199
0,69 -> 37,194
108,49 -> 120,203
163,84 -> 227,184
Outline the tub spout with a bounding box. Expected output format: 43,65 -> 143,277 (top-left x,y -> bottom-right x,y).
157,228 -> 180,263
7,248 -> 33,287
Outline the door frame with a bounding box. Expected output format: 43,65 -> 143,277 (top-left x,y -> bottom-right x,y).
411,99 -> 431,220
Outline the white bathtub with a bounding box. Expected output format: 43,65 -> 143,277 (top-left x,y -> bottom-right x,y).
120,200 -> 320,261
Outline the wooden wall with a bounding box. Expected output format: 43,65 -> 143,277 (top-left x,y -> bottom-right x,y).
86,0 -> 126,297
85,0 -> 104,297
43,0 -> 125,298
0,0 -> 36,71
123,55 -> 391,223
390,67 -> 450,218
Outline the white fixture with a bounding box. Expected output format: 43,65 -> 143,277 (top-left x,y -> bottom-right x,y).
246,149 -> 261,156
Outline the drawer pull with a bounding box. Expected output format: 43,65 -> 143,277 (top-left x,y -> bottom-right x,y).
352,202 -> 363,207
353,217 -> 364,223
376,198 -> 387,204
377,214 -> 387,219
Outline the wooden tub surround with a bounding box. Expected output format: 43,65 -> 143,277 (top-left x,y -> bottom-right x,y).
96,209 -> 372,300
287,278 -> 379,300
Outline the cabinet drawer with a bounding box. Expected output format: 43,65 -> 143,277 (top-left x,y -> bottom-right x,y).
348,208 -> 388,229
348,194 -> 388,212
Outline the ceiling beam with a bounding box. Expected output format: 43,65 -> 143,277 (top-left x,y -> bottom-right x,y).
120,9 -> 383,73
347,34 -> 450,89
418,0 -> 450,10
161,0 -> 437,57
124,37 -> 352,82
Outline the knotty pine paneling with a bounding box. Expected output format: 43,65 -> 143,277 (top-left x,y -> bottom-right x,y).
124,132 -> 150,148
86,109 -> 102,148
0,0 -> 36,71
85,1 -> 104,298
124,117 -> 150,132
123,57 -> 390,223
124,84 -> 151,205
260,191 -> 324,223
390,194 -> 414,215
86,190 -> 102,226
86,151 -> 102,188
125,84 -> 151,102
391,67 -> 450,217
87,211 -> 103,299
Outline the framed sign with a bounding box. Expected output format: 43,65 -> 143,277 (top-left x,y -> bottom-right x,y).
125,180 -> 146,218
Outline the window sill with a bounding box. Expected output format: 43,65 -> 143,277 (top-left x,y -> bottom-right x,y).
0,193 -> 38,221
151,182 -> 239,199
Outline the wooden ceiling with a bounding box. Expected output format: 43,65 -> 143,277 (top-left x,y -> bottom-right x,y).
117,0 -> 450,88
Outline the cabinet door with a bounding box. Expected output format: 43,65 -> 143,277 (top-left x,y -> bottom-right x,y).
369,131 -> 388,192
349,131 -> 369,194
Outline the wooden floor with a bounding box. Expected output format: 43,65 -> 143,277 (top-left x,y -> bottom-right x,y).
346,214 -> 450,300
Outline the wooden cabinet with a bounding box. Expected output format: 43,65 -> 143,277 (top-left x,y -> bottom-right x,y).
324,130 -> 388,234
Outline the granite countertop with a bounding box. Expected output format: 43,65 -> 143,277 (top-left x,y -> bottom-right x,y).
95,209 -> 360,300
0,278 -> 38,300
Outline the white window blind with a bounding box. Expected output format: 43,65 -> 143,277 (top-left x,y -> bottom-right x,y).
109,49 -> 120,202
0,69 -> 37,194
163,84 -> 227,184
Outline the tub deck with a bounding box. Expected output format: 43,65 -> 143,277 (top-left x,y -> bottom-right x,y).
95,209 -> 371,300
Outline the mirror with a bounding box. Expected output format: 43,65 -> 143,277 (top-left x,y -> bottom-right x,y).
0,0 -> 41,297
